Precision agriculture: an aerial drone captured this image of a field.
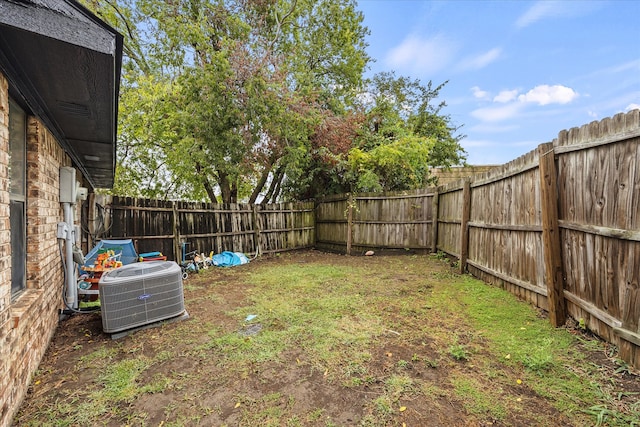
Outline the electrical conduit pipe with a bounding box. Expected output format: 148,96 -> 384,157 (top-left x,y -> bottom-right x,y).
62,202 -> 77,309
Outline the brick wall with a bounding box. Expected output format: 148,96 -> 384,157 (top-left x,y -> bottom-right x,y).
0,71 -> 78,427
0,71 -> 12,427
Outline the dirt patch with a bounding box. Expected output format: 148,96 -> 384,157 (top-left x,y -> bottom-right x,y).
14,250 -> 640,426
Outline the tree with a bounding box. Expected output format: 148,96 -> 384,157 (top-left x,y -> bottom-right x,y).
282,72 -> 467,199
82,2 -> 465,202
82,0 -> 370,203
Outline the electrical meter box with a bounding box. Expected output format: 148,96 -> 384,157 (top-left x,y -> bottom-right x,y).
59,166 -> 77,203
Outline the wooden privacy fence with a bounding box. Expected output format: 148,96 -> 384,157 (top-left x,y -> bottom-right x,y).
458,111 -> 640,368
93,198 -> 315,262
315,189 -> 436,255
315,110 -> 640,368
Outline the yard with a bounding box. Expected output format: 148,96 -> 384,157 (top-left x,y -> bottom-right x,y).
14,250 -> 639,426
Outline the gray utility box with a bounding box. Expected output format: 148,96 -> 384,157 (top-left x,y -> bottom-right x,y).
99,261 -> 185,333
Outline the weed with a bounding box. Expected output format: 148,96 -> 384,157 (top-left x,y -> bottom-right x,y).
79,346 -> 118,366
396,359 -> 409,369
432,251 -> 448,261
372,395 -> 394,417
448,343 -> 469,361
584,403 -> 640,427
99,358 -> 150,402
154,349 -> 174,363
451,375 -> 507,420
423,357 -> 439,368
613,359 -> 632,375
522,352 -> 554,372
306,408 -> 324,421
579,317 -> 587,329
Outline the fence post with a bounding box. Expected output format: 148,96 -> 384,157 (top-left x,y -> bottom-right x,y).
538,143 -> 567,327
346,193 -> 353,255
86,192 -> 96,253
459,179 -> 471,273
431,189 -> 439,253
252,204 -> 262,256
172,201 -> 181,262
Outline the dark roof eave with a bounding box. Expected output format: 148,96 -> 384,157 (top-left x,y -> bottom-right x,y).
0,0 -> 123,189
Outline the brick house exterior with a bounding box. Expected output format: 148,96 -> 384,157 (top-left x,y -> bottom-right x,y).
0,72 -> 70,425
0,2 -> 122,425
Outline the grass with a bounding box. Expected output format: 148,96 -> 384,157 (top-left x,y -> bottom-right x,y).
203,263 -> 385,376
15,252 -> 639,426
451,374 -> 508,420
446,275 -> 606,414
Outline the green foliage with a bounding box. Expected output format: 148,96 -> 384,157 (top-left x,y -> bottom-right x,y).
346,72 -> 466,193
82,1 -> 465,202
285,72 -> 467,198
448,342 -> 470,361
451,375 -> 507,420
348,135 -> 435,192
82,0 -> 370,203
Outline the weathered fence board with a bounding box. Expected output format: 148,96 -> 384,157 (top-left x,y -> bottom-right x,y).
539,143 -> 566,327
555,110 -> 640,366
315,190 -> 435,254
435,183 -> 464,257
102,198 -> 314,261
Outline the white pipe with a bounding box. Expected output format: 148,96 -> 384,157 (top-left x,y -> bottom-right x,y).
62,202 -> 77,309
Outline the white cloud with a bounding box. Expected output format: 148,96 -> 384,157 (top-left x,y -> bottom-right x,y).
493,90 -> 519,103
471,86 -> 490,100
385,34 -> 457,75
517,85 -> 578,105
607,59 -> 640,74
626,103 -> 640,112
579,59 -> 640,81
471,103 -> 525,122
516,1 -> 560,28
457,48 -> 502,71
471,84 -> 578,123
515,1 -> 605,29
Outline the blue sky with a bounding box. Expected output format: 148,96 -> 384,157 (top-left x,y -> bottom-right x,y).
356,0 -> 640,165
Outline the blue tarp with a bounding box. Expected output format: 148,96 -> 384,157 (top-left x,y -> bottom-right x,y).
211,251 -> 249,267
80,239 -> 138,274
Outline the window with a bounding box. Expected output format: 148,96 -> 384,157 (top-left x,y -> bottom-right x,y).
9,98 -> 26,298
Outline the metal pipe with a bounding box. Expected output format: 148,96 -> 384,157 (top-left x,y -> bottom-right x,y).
62,202 -> 77,309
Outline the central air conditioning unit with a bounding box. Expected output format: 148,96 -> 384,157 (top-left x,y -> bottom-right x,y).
99,261 -> 185,334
